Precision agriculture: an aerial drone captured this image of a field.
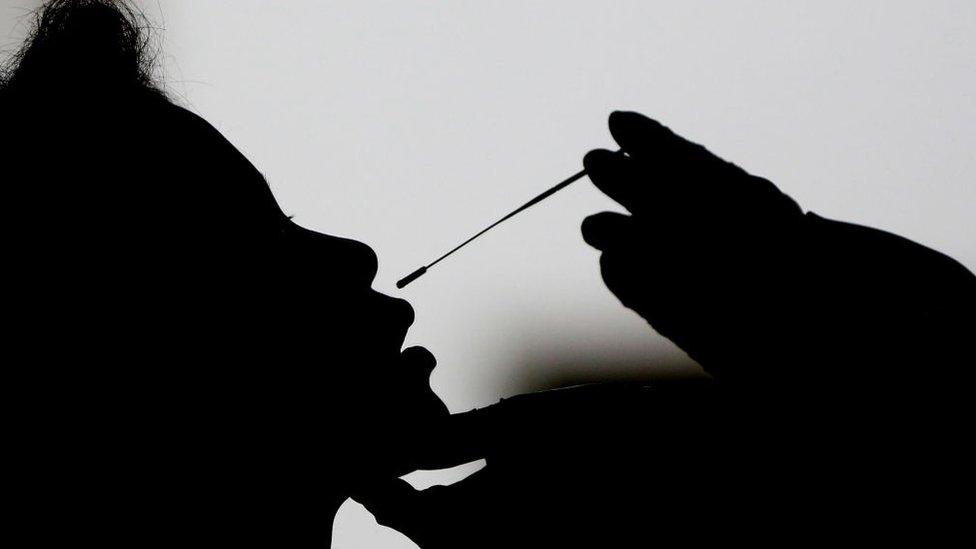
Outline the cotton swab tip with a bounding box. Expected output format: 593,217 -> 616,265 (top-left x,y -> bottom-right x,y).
396,266 -> 428,289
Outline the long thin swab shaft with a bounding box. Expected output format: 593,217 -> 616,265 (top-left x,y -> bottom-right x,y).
397,167 -> 589,289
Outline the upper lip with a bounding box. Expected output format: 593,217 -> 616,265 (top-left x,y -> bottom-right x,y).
374,291 -> 415,356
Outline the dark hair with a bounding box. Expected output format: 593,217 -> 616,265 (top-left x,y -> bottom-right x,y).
1,0 -> 284,251
0,0 -> 165,100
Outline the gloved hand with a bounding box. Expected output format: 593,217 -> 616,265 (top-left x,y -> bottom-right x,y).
582,111 -> 805,382
581,111 -> 975,388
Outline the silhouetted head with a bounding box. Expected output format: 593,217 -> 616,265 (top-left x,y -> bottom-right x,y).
3,0 -> 445,509
2,0 -> 161,100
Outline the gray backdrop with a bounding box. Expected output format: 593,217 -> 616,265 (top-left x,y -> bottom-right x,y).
4,1 -> 973,546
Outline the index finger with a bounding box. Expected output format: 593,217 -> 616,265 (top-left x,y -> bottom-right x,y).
583,148 -> 650,215
608,111 -> 734,177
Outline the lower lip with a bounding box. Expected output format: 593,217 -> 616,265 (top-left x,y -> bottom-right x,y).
400,346 -> 436,374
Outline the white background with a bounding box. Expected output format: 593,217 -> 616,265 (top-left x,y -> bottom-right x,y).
4,1 -> 974,546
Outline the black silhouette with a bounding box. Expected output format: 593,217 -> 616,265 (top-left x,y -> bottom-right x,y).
354,113 -> 976,546
6,2 -> 974,548
4,2 -> 449,545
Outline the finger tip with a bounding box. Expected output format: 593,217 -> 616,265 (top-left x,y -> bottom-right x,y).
582,212 -> 633,249
610,110 -> 656,125
609,111 -> 667,148
608,110 -> 633,125
583,148 -> 617,172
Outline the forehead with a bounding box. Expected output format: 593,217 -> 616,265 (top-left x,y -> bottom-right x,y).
3,92 -> 300,256
138,100 -> 289,234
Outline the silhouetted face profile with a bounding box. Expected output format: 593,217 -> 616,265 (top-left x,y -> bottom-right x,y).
2,0 -> 446,514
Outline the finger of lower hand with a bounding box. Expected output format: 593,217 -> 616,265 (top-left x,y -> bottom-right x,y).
581,211 -> 636,251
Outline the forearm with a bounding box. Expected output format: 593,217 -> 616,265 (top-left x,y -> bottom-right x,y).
796,212 -> 975,370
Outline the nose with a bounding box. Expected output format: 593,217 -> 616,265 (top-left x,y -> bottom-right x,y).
335,236 -> 379,287
292,224 -> 379,287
